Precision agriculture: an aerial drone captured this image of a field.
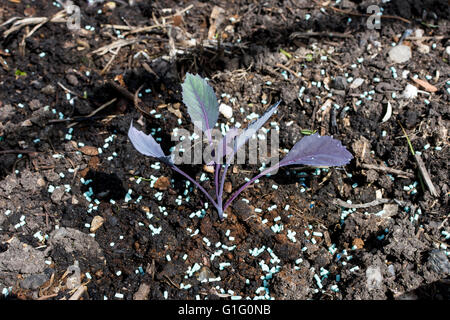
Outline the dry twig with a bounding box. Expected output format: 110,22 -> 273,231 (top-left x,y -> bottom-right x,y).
290,31 -> 352,39
68,285 -> 87,300
91,38 -> 141,56
66,99 -> 117,129
329,6 -> 411,24
414,153 -> 439,197
360,163 -> 415,178
2,10 -> 67,38
275,63 -> 300,78
332,198 -> 392,209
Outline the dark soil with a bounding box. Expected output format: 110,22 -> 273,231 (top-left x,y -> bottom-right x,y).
0,0 -> 449,300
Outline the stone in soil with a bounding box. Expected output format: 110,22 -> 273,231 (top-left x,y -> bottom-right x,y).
427,249 -> 450,274
0,237 -> 47,275
48,227 -> 105,265
20,273 -> 50,290
388,45 -> 411,64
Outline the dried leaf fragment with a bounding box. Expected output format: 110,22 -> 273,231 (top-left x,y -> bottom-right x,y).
79,146 -> 99,156
154,176 -> 171,191
208,6 -> 226,40
88,156 -> 100,169
411,77 -> 438,93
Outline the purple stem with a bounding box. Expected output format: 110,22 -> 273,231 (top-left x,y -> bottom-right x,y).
218,162 -> 230,208
217,145 -> 236,217
223,163 -> 280,212
171,165 -> 219,209
214,163 -> 220,200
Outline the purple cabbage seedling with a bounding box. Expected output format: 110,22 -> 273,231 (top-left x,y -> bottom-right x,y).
128,73 -> 353,219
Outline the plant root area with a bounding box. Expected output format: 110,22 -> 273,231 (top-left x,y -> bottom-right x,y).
0,0 -> 448,300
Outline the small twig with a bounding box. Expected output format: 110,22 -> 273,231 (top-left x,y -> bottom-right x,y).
406,36 -> 447,41
67,98 -> 117,129
47,115 -> 108,124
438,215 -> 449,230
275,63 -> 300,78
37,293 -> 58,300
243,214 -> 258,222
133,85 -> 154,118
163,275 -> 180,289
149,259 -> 156,281
0,56 -> 9,71
39,273 -> 55,295
84,98 -> 117,118
414,153 -> 438,197
91,38 -> 141,56
332,198 -> 391,209
64,156 -> 79,185
318,170 -> 333,185
57,81 -> 82,98
107,80 -> 135,101
100,47 -> 121,75
2,10 -> 67,38
141,62 -> 160,79
43,204 -> 50,229
290,31 -> 352,39
100,4 -> 193,35
0,149 -> 39,156
163,4 -> 194,20
68,285 -> 87,300
329,6 -> 411,24
360,163 -> 415,178
0,16 -> 21,28
398,121 -> 433,195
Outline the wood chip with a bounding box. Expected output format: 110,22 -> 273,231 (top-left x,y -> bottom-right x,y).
323,231 -> 332,247
382,203 -> 398,217
133,283 -> 151,300
352,136 -> 370,162
352,238 -> 364,249
168,104 -> 183,118
224,181 -> 232,193
90,216 -> 105,233
208,6 -> 225,40
21,119 -> 33,127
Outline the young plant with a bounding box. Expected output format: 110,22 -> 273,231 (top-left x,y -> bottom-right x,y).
128,73 -> 353,219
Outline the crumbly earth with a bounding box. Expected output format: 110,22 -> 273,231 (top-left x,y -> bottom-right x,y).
0,0 -> 448,300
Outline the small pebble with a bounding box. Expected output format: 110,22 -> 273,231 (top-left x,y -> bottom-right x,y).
388,45 -> 411,64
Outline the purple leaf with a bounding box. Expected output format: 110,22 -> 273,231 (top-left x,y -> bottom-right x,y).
205,128 -> 240,166
128,122 -> 172,163
182,73 -> 219,139
215,128 -> 240,163
234,101 -> 280,153
279,133 -> 353,167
